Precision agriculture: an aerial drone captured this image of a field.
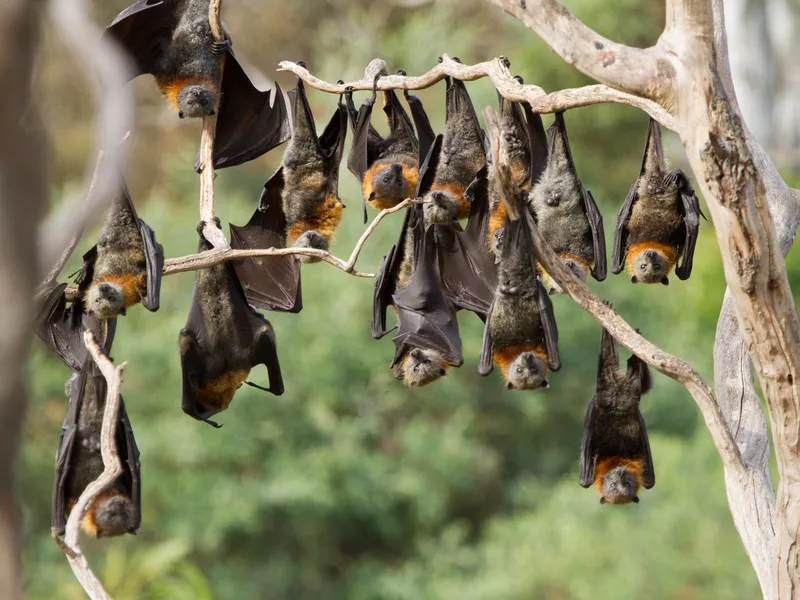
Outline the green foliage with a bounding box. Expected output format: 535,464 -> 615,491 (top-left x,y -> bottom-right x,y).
22,0 -> 796,598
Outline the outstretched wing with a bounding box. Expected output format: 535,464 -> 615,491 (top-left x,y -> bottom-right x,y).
105,0 -> 176,79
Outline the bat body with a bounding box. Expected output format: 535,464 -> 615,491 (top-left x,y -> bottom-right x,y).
281,77 -> 347,263
106,0 -> 290,169
579,327 -> 654,504
229,168 -> 302,312
422,75 -> 487,225
74,180 -> 164,320
178,226 -> 283,427
479,208 -> 560,390
526,112 -> 606,293
487,89 -> 547,261
612,118 -> 701,284
346,77 -> 426,219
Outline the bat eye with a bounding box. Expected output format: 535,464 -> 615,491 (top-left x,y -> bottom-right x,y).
516,367 -> 523,374
639,264 -> 646,271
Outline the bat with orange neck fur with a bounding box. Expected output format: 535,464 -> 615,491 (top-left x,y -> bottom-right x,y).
579,325 -> 654,505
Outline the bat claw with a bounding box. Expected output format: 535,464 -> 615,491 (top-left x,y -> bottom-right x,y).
211,39 -> 231,56
513,75 -> 524,85
295,60 -> 307,69
396,69 -> 407,76
499,55 -> 510,68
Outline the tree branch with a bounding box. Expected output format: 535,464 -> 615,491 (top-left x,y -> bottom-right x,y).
197,0 -> 229,250
279,57 -> 676,131
485,0 -> 669,100
53,330 -> 127,600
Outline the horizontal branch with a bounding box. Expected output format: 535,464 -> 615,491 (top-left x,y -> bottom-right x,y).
278,57 -> 676,130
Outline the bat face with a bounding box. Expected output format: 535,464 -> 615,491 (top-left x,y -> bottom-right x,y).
504,350 -> 547,390
400,348 -> 448,387
177,84 -> 217,118
85,281 -> 127,318
627,244 -> 673,284
82,491 -> 138,538
600,466 -> 641,505
423,188 -> 461,224
365,162 -> 417,209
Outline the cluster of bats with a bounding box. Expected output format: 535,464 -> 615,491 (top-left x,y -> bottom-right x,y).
33,0 -> 705,542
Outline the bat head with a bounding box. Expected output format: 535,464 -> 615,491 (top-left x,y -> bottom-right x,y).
528,165 -> 581,209
85,281 -> 126,319
177,84 -> 217,119
368,163 -> 411,207
505,351 -> 548,390
293,230 -> 329,264
89,493 -> 138,537
629,247 -> 671,285
402,348 -> 448,387
422,189 -> 460,225
600,466 -> 640,505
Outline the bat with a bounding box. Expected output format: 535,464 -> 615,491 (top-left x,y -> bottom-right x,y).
526,111 -> 606,294
105,0 -> 290,169
579,325 -> 654,504
478,202 -> 560,390
281,74 -> 347,261
421,66 -> 487,225
487,83 -> 548,261
178,223 -> 284,428
53,354 -> 141,538
345,73 -> 421,222
611,118 -> 701,284
73,178 -> 164,321
388,204 -> 464,387
229,168 -> 302,313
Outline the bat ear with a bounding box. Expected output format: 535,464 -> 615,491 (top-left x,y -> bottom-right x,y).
439,369 -> 447,377
632,496 -> 640,503
630,275 -> 639,284
178,111 -> 185,119
128,528 -> 137,535
506,382 -> 515,390
119,307 -> 127,316
368,191 -> 377,201
540,380 -> 549,389
599,497 -> 607,505
660,277 -> 669,286
209,109 -> 215,116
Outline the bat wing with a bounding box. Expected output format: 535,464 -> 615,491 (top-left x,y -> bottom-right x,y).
522,103 -> 548,185
208,53 -> 290,170
579,398 -> 598,488
372,208 -> 413,339
51,376 -> 80,535
391,222 -> 463,367
536,276 -> 560,372
435,166 -> 497,318
318,96 -> 349,188
178,327 -> 221,428
477,301 -> 495,376
347,88 -> 380,223
117,399 -> 142,533
383,90 -> 417,154
404,90 -> 435,164
611,182 -> 638,274
638,409 -> 656,489
105,0 -> 176,79
230,167 -> 302,312
675,179 -> 701,281
581,186 -> 607,281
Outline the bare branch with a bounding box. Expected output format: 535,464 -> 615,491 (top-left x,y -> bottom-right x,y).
485,0 -> 668,99
279,58 -> 676,130
53,330 -> 127,600
40,0 -> 135,275
666,0 -> 715,35
197,0 -> 229,250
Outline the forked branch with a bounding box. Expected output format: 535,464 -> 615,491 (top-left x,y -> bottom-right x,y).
52,331 -> 127,600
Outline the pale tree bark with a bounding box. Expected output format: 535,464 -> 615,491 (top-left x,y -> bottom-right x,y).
0,1 -> 47,599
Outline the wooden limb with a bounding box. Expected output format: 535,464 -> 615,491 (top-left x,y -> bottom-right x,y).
279,58 -> 676,130
485,0 -> 669,99
53,330 -> 127,600
197,0 -> 229,250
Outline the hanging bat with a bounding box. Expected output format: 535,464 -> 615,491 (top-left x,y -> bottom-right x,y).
105,0 -> 290,169
281,74 -> 347,262
178,223 -> 284,428
346,73 -> 421,222
229,168 -> 302,313
526,111 -> 606,293
388,205 -> 464,387
611,118 -> 701,284
478,204 -> 560,390
421,66 -> 487,225
487,81 -> 548,261
73,178 -> 164,321
53,354 -> 141,538
579,326 -> 654,504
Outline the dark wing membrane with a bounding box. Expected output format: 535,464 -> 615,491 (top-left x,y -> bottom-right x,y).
51,378 -> 81,535
638,409 -> 656,489
229,168 -> 302,313
404,90 -> 435,163
210,54 -> 290,169
536,276 -> 560,371
117,400 -> 142,532
346,89 -> 379,183
178,328 -> 221,428
138,221 -> 164,310
416,134 -> 443,196
319,100 -> 348,189
477,301 -> 495,376
675,184 -> 701,281
104,0 -> 176,79
579,398 -> 598,488
522,103 -> 548,185
611,183 -> 638,274
382,90 -> 417,157
372,208 -> 413,339
581,187 -> 607,281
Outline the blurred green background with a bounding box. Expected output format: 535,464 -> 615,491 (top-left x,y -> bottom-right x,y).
22,0 -> 800,598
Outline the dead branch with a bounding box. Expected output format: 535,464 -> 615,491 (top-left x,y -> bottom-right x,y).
40,0 -> 135,276
279,57 -> 676,130
53,330 -> 127,600
197,0 -> 229,250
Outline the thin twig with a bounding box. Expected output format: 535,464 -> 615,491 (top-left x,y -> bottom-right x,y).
53,330 -> 127,600
278,56 -> 676,131
197,0 -> 229,249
